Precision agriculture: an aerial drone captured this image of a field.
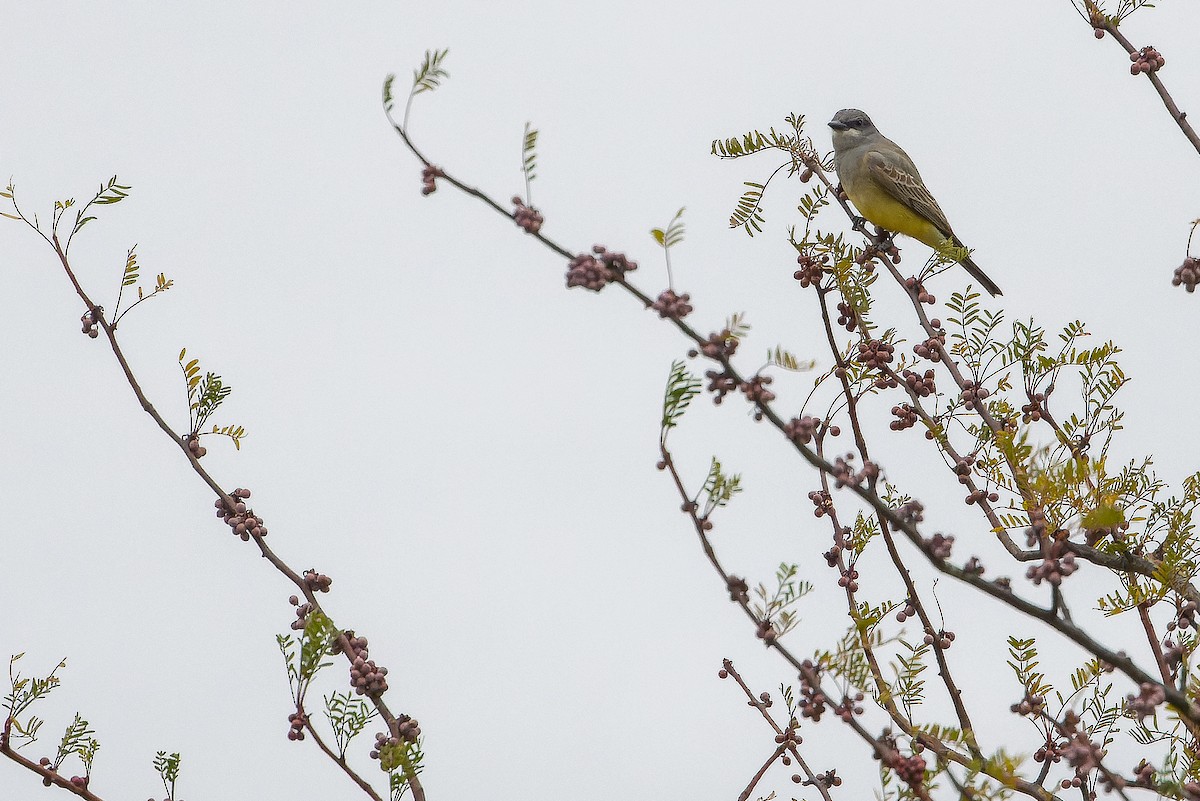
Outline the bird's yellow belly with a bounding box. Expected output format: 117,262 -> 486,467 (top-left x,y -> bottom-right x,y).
846,179 -> 942,249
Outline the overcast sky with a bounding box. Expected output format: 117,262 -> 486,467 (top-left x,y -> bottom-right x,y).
3,3 -> 1199,800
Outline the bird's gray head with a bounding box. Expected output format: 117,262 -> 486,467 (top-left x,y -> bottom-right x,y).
828,109 -> 878,151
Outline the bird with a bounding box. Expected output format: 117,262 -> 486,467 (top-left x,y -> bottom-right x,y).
827,108 -> 1002,297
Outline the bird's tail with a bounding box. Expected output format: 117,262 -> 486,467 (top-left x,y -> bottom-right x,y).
958,252 -> 1003,297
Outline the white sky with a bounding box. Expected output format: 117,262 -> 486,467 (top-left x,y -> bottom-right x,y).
3,2 -> 1199,800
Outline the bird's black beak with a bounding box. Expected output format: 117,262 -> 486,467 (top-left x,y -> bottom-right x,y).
828,119 -> 848,131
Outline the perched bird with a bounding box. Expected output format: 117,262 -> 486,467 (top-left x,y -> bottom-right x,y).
828,108 -> 1002,297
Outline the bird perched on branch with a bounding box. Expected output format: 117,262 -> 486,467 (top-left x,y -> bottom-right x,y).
828,108 -> 1002,297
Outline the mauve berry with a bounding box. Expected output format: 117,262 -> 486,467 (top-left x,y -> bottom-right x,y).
855,338 -> 895,370
784,415 -> 819,445
1172,256 -> 1199,292
1130,45 -> 1165,75
794,253 -> 828,288
651,289 -> 693,319
511,196 -> 544,234
960,382 -> 990,411
1022,392 -> 1046,422
420,165 -> 444,195
836,301 -> 858,332
892,400 -> 916,431
566,246 -> 637,291
904,277 -> 935,305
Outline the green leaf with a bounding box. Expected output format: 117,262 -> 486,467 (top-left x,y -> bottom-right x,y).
411,48 -> 450,95
1082,504 -> 1125,530
521,122 -> 538,186
661,360 -> 701,435
652,207 -> 686,249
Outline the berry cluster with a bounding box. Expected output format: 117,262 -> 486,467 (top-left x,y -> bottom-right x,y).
836,301 -> 858,332
797,661 -> 828,722
1125,682 -> 1166,721
369,716 -> 422,760
895,599 -> 917,622
831,454 -> 880,488
1033,734 -> 1064,764
565,246 -> 638,291
855,237 -> 897,269
812,770 -> 842,788
213,487 -> 267,540
510,196 -> 544,234
1130,45 -> 1165,75
35,757 -> 89,790
185,433 -> 208,459
774,725 -> 802,748
960,382 -> 991,411
304,569 -> 333,593
895,499 -> 925,526
890,403 -> 918,431
835,693 -> 865,722
1172,599 -> 1199,631
288,595 -> 314,631
689,329 -> 740,360
926,532 -> 954,559
924,628 -> 956,649
855,338 -> 895,370
784,415 -> 819,445
1026,550 -> 1078,586
952,454 -> 975,485
755,618 -> 777,643
903,277 -> 936,305
965,488 -> 999,505
726,575 -> 749,603
852,247 -> 878,271
420,165 -> 444,195
650,289 -> 693,320
1172,256 -> 1199,293
808,489 -> 834,518
877,742 -> 926,789
80,309 -> 100,339
1022,391 -> 1046,423
964,556 -> 985,576
913,322 -> 946,362
347,633 -> 389,697
1060,732 -> 1102,785
287,709 -> 307,741
793,252 -> 828,288
837,567 -> 860,592
901,368 -> 936,397
739,374 -> 777,414
704,368 -> 738,404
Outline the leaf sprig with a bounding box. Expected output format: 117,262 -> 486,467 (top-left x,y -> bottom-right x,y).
389,48 -> 451,130
521,122 -> 538,204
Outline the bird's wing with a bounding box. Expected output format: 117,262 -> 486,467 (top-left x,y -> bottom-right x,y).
864,150 -> 954,238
